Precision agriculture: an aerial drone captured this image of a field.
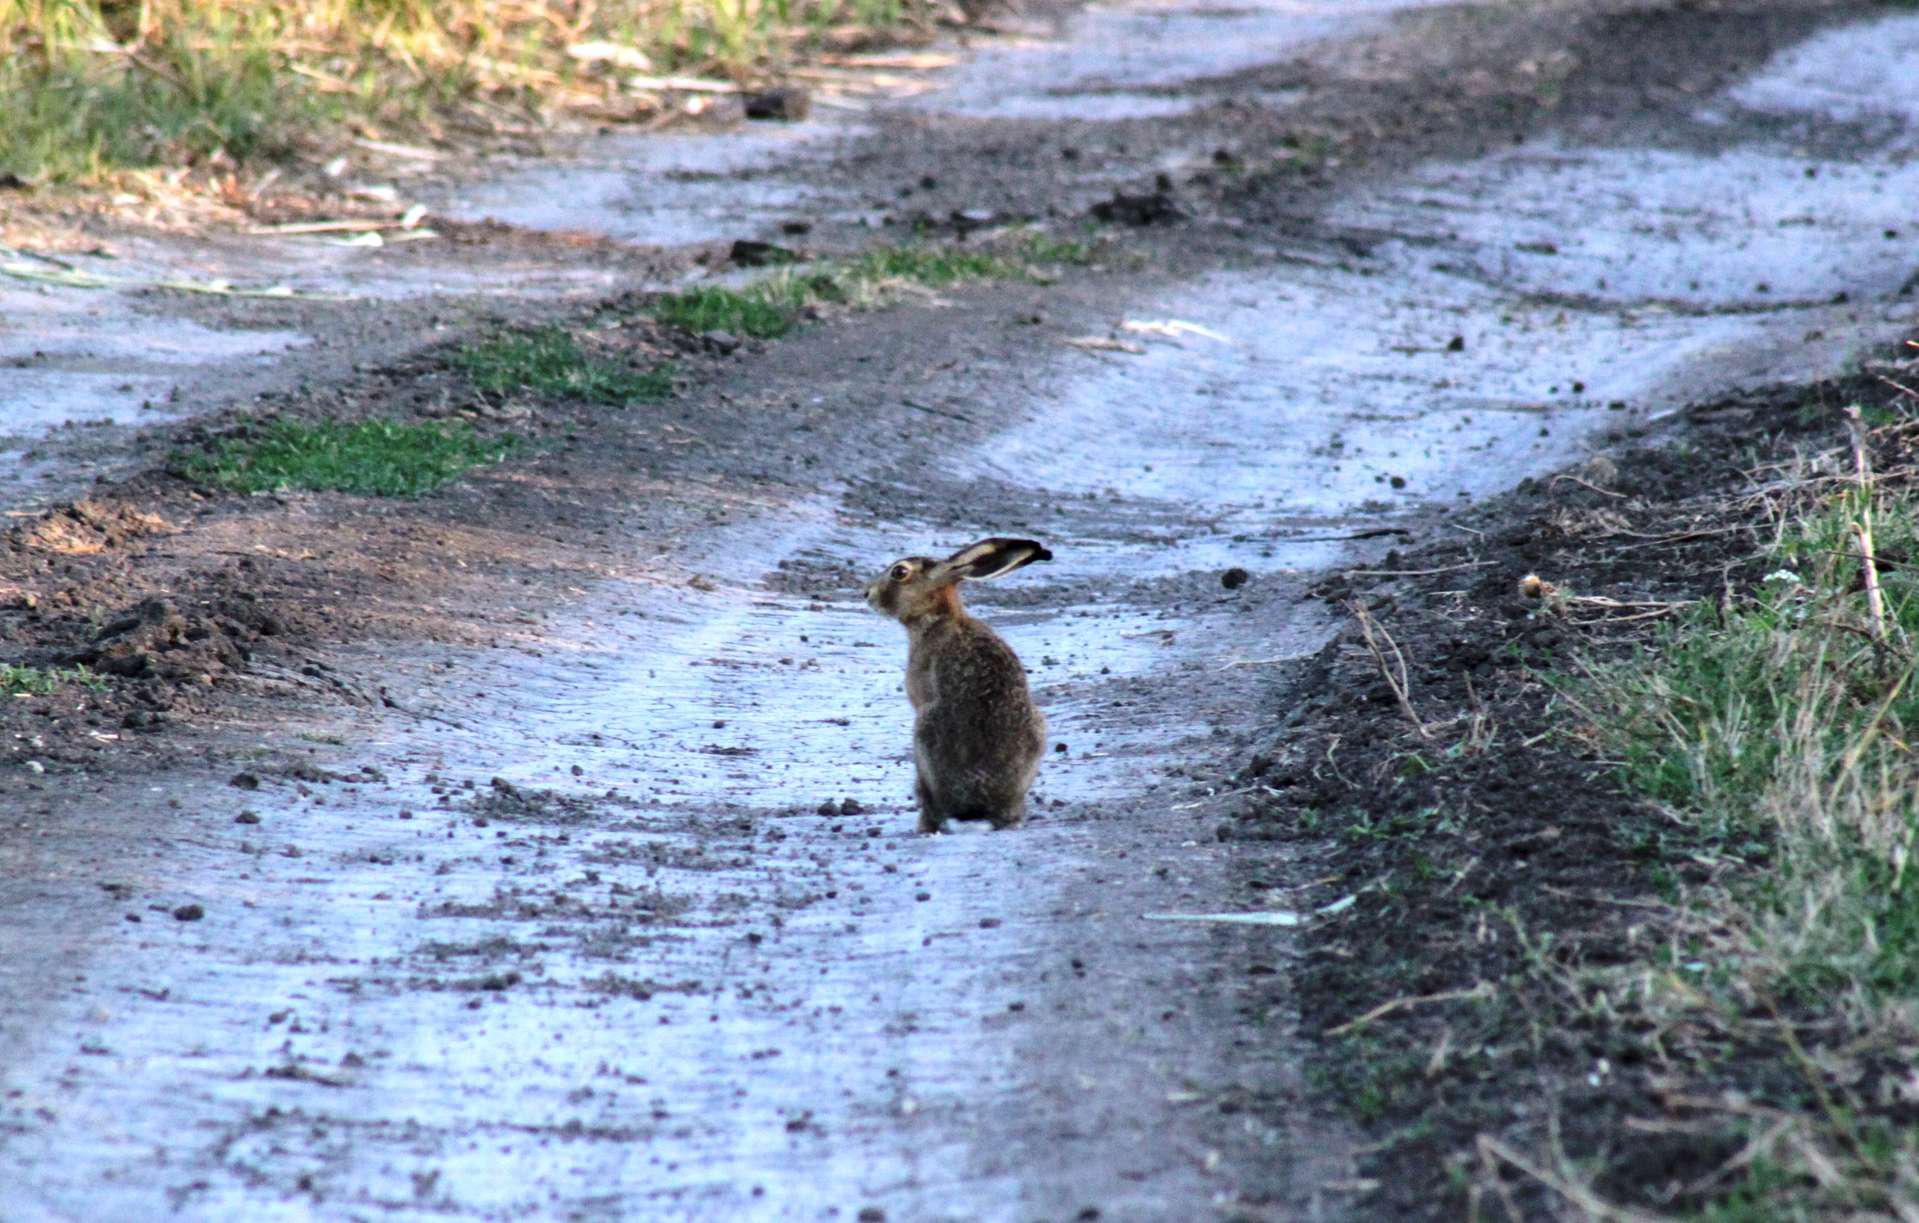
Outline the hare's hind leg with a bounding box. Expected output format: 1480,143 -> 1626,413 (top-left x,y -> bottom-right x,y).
989,802 -> 1024,831
915,772 -> 946,834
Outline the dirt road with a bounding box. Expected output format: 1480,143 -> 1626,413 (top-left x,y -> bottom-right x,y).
4,1 -> 1917,1218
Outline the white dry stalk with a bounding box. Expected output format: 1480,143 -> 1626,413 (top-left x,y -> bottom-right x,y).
1843,406 -> 1889,646
1118,318 -> 1239,345
1475,1135 -> 1660,1223
1061,335 -> 1144,354
1348,600 -> 1434,740
1324,981 -> 1493,1037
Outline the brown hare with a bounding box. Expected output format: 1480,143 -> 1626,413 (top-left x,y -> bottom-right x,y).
865,538 -> 1052,833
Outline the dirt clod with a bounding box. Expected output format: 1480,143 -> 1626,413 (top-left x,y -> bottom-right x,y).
730,240 -> 796,267
1088,189 -> 1184,226
743,87 -> 810,121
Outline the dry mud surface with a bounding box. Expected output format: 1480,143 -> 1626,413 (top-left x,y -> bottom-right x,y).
3,0 -> 1918,1218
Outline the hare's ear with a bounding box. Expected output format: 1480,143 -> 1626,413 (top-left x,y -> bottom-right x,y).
935,537 -> 1052,583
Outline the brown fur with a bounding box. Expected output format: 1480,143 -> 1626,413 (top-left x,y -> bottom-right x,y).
865,539 -> 1051,833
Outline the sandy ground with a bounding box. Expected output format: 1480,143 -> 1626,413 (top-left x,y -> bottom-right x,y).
3,0 -> 1917,1217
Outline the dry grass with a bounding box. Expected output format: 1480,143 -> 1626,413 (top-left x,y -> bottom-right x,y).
0,0 -> 944,185
1564,408 -> 1919,1217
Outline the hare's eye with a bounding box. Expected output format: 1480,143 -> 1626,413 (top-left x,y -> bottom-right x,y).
890,563 -> 911,582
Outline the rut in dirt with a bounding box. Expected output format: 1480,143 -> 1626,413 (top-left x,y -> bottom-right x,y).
6,1 -> 1919,1220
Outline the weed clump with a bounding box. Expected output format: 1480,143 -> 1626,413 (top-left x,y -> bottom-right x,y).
454,327 -> 671,405
175,419 -> 517,497
0,664 -> 104,696
652,285 -> 801,339
650,230 -> 1106,337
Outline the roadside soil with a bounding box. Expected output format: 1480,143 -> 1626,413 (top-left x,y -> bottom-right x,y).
1244,361 -> 1919,1217
3,0 -> 1916,1217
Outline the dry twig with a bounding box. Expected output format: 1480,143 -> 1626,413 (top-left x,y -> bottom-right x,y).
1877,373 -> 1919,404
1610,525 -> 1753,553
1347,600 -> 1433,740
1475,1135 -> 1659,1222
1345,560 -> 1495,578
1548,473 -> 1626,499
1325,981 -> 1493,1037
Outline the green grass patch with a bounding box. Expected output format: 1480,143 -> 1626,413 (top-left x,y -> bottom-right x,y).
0,20 -> 322,183
1013,231 -> 1101,267
1580,487 -> 1919,997
453,326 -> 671,405
840,245 -> 1017,285
1340,804 -> 1460,845
1312,1033 -> 1455,1125
1568,418 -> 1919,1215
0,664 -> 104,696
652,285 -> 802,339
176,419 -> 518,497
650,230 -> 1109,337
1583,487 -> 1919,859
1273,132 -> 1336,175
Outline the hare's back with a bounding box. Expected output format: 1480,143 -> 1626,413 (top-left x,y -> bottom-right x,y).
931,619 -> 1033,715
